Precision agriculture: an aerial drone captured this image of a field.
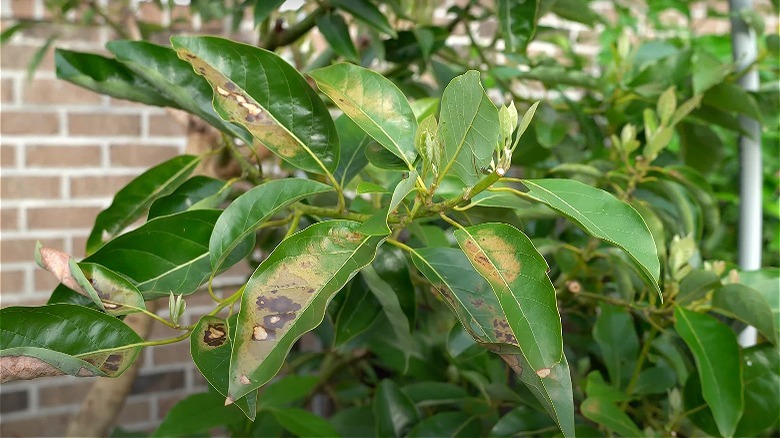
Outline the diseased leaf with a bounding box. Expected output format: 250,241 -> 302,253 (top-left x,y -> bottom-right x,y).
86,155 -> 200,255
55,48 -> 177,107
518,178 -> 662,298
0,304 -> 142,380
210,178 -> 333,274
87,210 -> 240,298
228,221 -> 384,401
581,397 -> 644,437
171,36 -> 339,175
310,63 -> 418,168
73,261 -> 145,316
191,315 -> 256,419
411,247 -> 574,437
454,223 -> 563,371
107,40 -> 252,143
358,170 -> 418,236
674,306 -> 744,437
437,71 -> 500,187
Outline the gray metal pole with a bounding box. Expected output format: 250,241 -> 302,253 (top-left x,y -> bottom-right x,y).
728,0 -> 762,346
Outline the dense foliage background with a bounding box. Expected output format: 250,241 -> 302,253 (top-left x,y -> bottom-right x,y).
1,0 -> 778,437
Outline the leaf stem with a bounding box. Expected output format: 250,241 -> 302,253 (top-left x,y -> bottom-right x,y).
439,213 -> 466,231
294,203 -> 372,221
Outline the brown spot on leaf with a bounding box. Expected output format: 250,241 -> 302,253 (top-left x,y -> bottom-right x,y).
256,296 -> 301,313
239,375 -> 251,385
102,354 -> 123,373
224,82 -> 236,91
500,355 -> 524,376
263,313 -> 295,329
0,356 -> 76,383
472,298 -> 484,308
38,247 -> 81,292
536,368 -> 551,378
204,323 -> 227,347
102,302 -> 120,310
252,325 -> 270,341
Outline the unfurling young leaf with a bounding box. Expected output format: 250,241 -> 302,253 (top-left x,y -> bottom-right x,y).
415,114 -> 440,179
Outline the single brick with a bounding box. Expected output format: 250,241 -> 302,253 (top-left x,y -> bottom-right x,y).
0,111 -> 60,135
69,113 -> 141,136
109,144 -> 180,167
69,174 -> 134,198
0,269 -> 26,294
116,399 -> 152,425
0,390 -> 29,413
131,369 -> 186,395
26,145 -> 102,167
22,78 -> 102,105
0,412 -> 72,437
1,208 -> 19,230
1,77 -> 16,103
1,145 -> 16,168
1,237 -> 64,263
26,206 -> 102,230
38,381 -> 92,408
0,175 -> 61,199
148,114 -> 187,137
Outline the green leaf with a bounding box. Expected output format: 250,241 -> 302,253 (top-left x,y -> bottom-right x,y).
334,115 -> 371,186
0,304 -> 142,379
171,36 -> 339,175
739,269 -> 780,338
271,407 -> 341,437
87,210 -> 230,298
331,406 -> 375,437
228,221 -> 384,401
0,22 -> 28,43
491,406 -> 557,436
454,223 -> 563,371
400,382 -> 469,407
518,179 -> 662,298
581,397 -> 644,437
257,374 -> 319,409
310,63 -> 417,168
410,246 -> 574,437
317,12 -> 360,63
633,366 -> 677,395
692,50 -> 732,95
371,246 -> 416,326
332,275 -> 381,346
703,82 -> 762,120
373,379 -> 420,437
498,0 -> 540,54
736,344 -> 780,437
358,170 -> 418,236
55,49 -> 177,107
674,306 -> 744,437
209,178 -> 333,274
86,155 -> 199,255
253,0 -> 285,26
191,315 -> 256,419
27,35 -> 56,81
357,181 -> 390,194
584,371 -> 630,402
106,40 -> 251,142
438,71 -> 500,187
330,0 -> 397,37
712,284 -> 777,345
364,142 -> 409,170
361,266 -> 418,369
152,392 -> 245,437
593,304 -> 639,389
148,176 -> 228,219
407,411 -> 481,438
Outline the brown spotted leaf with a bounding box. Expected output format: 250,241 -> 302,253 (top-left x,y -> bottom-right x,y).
229,221 -> 385,402
411,247 -> 574,437
0,304 -> 143,381
170,36 -> 339,176
35,243 -> 145,316
454,223 -> 563,371
191,315 -> 256,419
